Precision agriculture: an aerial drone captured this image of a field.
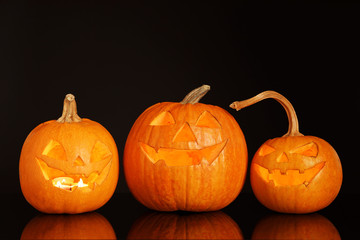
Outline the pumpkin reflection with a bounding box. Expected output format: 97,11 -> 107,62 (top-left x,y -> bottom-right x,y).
127,211 -> 243,239
252,214 -> 340,240
21,212 -> 116,239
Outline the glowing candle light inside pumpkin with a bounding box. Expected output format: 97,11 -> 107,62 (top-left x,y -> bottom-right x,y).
77,178 -> 88,188
53,177 -> 74,191
52,177 -> 88,191
55,180 -> 62,188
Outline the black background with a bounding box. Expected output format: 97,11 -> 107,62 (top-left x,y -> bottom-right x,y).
1,1 -> 359,239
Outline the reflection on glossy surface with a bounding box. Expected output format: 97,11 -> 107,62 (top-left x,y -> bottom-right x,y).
21,212 -> 116,239
127,211 -> 243,239
252,213 -> 341,240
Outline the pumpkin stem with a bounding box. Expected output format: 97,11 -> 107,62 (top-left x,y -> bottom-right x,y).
230,91 -> 303,137
57,94 -> 82,123
181,85 -> 211,104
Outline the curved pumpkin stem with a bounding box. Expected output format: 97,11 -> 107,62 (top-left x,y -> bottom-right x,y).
230,91 -> 303,137
181,85 -> 210,104
57,94 -> 82,123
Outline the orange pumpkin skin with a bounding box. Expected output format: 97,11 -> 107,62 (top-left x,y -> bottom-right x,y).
127,211 -> 243,239
19,95 -> 119,214
252,214 -> 340,240
124,86 -> 247,211
231,91 -> 343,214
21,212 -> 116,239
250,136 -> 342,214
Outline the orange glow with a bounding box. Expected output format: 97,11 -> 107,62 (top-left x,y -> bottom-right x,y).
52,177 -> 89,191
140,140 -> 228,166
253,162 -> 325,187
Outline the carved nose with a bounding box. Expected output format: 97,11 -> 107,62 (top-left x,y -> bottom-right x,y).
73,156 -> 85,166
172,123 -> 197,143
277,153 -> 289,163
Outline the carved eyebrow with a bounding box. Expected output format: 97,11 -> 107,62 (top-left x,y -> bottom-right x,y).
258,144 -> 276,156
289,142 -> 319,157
42,139 -> 67,161
91,141 -> 112,163
149,111 -> 175,126
195,111 -> 221,128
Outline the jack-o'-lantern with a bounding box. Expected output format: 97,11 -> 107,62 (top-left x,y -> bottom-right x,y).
124,85 -> 247,211
230,91 -> 342,213
252,214 -> 340,240
21,212 -> 116,239
127,211 -> 243,239
19,94 -> 119,214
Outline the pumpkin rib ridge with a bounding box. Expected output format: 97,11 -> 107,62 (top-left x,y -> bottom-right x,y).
124,85 -> 248,212
232,91 -> 342,214
20,94 -> 119,214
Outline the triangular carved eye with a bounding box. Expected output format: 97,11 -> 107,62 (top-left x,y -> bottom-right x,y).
195,111 -> 221,128
290,142 -> 319,157
42,140 -> 67,161
91,141 -> 112,163
150,111 -> 175,126
258,144 -> 276,156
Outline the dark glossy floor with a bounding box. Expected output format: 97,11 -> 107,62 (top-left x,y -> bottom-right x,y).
4,192 -> 359,239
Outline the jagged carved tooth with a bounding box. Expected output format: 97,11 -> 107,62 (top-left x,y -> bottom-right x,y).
299,168 -> 305,174
269,180 -> 276,186
268,169 -> 274,174
87,182 -> 95,190
303,181 -> 310,187
201,158 -> 210,166
280,169 -> 287,175
155,159 -> 167,167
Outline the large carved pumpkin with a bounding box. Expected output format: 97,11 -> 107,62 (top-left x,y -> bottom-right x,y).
127,211 -> 243,239
21,212 -> 116,239
231,91 -> 342,213
19,94 -> 119,213
124,85 -> 247,211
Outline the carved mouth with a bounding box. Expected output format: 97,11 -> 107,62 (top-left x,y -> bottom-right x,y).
253,162 -> 325,187
140,140 -> 228,167
36,158 -> 112,192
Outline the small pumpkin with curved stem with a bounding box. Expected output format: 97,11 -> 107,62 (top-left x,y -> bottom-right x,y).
230,91 -> 342,213
19,94 -> 119,214
124,85 -> 247,211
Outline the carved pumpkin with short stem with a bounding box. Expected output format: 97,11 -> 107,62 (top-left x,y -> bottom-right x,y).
124,85 -> 247,211
19,94 -> 119,214
230,91 -> 342,213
